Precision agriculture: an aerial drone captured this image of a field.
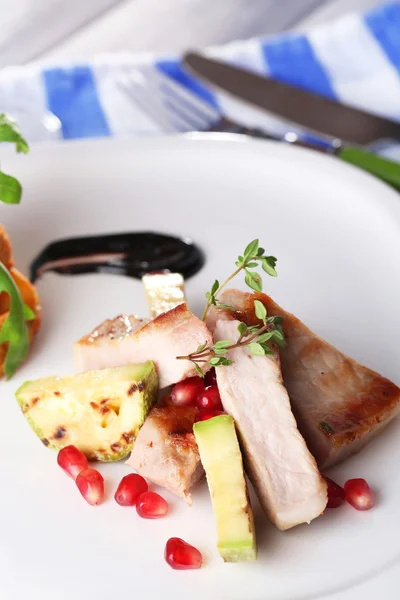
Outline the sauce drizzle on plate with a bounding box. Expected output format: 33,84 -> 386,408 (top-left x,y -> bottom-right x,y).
30,232 -> 204,282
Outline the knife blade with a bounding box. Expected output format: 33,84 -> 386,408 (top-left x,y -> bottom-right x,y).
184,52 -> 400,146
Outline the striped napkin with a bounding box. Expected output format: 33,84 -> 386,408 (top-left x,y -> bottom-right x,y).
0,2 -> 399,152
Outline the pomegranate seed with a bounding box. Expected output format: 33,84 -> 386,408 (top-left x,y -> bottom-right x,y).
204,368 -> 217,387
197,385 -> 223,411
195,409 -> 225,422
115,474 -> 148,506
76,468 -> 104,506
344,478 -> 375,511
165,537 -> 202,570
136,491 -> 168,518
57,445 -> 88,481
325,477 -> 345,508
170,376 -> 205,407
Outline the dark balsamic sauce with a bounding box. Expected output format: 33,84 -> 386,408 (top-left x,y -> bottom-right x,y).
30,232 -> 204,283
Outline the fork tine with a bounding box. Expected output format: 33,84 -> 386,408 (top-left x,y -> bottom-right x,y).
119,69 -> 198,132
150,68 -> 219,123
163,98 -> 204,131
118,65 -> 220,134
134,68 -> 204,130
117,77 -> 174,132
161,88 -> 212,130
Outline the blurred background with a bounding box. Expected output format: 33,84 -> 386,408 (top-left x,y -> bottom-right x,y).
0,0 -> 384,66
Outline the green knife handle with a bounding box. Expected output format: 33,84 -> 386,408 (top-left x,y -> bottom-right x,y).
338,146 -> 400,191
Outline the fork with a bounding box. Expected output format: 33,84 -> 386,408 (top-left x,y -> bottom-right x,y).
117,66 -> 322,150
117,67 -> 400,191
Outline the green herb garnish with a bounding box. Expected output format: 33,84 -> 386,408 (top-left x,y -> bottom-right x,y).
0,114 -> 29,205
178,300 -> 286,376
320,421 -> 334,435
0,263 -> 31,378
202,239 -> 277,321
179,239 -> 285,375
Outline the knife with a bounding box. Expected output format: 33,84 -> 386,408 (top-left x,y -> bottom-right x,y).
184,52 -> 400,191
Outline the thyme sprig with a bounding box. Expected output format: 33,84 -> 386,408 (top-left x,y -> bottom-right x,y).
177,300 -> 285,376
202,239 -> 277,321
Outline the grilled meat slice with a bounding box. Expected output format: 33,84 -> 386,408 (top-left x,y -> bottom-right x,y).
222,289 -> 400,469
126,404 -> 204,504
74,303 -> 212,388
207,301 -> 327,530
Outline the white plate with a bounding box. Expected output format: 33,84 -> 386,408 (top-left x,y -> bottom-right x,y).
1,135 -> 400,600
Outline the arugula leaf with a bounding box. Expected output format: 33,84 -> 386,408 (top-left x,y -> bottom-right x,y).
23,304 -> 36,321
0,263 -> 30,379
0,114 -> 29,153
0,171 -> 22,204
0,114 -> 29,205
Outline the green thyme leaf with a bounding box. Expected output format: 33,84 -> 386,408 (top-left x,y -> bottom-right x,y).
209,357 -> 220,366
243,239 -> 259,262
267,315 -> 284,325
211,280 -> 219,295
217,303 -> 235,310
209,356 -> 233,367
254,299 -> 267,322
249,342 -> 265,356
194,363 -> 204,377
196,342 -> 208,353
260,343 -> 274,355
246,262 -> 258,268
214,340 -> 233,350
218,357 -> 233,366
320,421 -> 334,435
257,331 -> 275,344
271,329 -> 286,348
267,256 -> 277,267
261,257 -> 277,277
245,270 -> 262,292
211,356 -> 231,366
257,247 -> 265,257
237,322 -> 247,336
248,325 -> 260,334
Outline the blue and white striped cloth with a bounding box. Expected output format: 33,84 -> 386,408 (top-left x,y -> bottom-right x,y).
1,2 -> 400,147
